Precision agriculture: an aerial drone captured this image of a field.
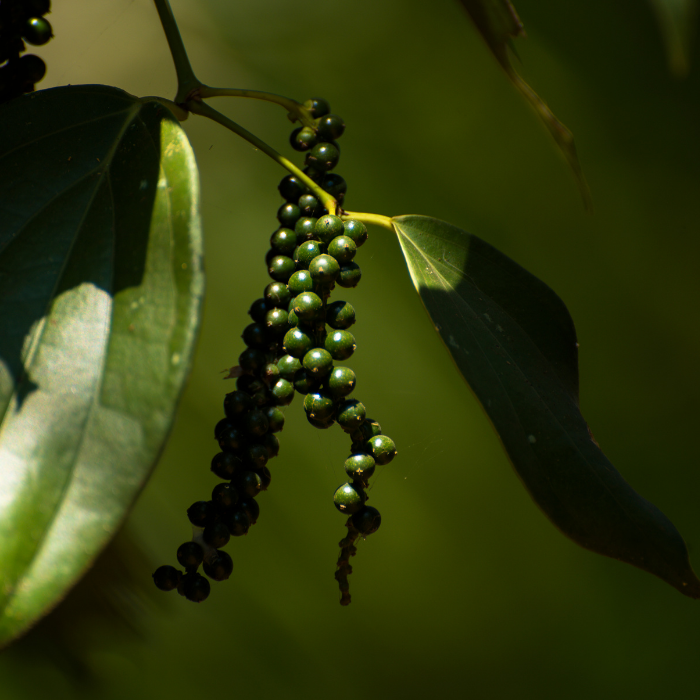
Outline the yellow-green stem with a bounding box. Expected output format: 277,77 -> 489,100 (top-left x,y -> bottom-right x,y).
342,211 -> 394,231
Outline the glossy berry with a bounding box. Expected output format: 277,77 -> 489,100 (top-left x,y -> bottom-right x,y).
277,202 -> 301,227
264,282 -> 291,308
246,442 -> 269,470
302,348 -> 333,377
211,451 -> 242,480
264,405 -> 285,432
277,354 -> 302,381
152,565 -> 182,591
305,97 -> 331,118
295,240 -> 323,269
327,366 -> 356,397
289,126 -> 318,152
177,541 -> 204,568
298,194 -> 321,216
336,398 -> 366,431
367,435 -> 397,465
243,409 -> 269,437
343,219 -> 368,247
178,572 -> 211,602
238,347 -> 266,374
214,418 -> 232,440
344,453 -> 376,481
283,327 -> 314,358
265,307 -> 289,335
327,236 -> 357,264
321,173 -> 347,203
270,227 -> 297,255
294,216 -> 318,242
224,390 -> 253,419
337,262 -> 362,288
237,497 -> 259,525
293,291 -> 324,321
203,550 -> 234,581
224,508 -> 251,536
218,425 -> 248,453
352,506 -> 382,535
23,17 -> 52,46
248,298 -> 270,323
287,269 -> 314,295
262,362 -> 280,384
303,392 -> 336,421
326,300 -> 356,329
306,142 -> 340,172
317,114 -> 345,141
278,174 -> 307,202
268,255 -> 296,282
314,214 -> 344,244
236,470 -> 265,498
187,500 -> 215,528
261,431 -> 280,457
309,254 -> 340,284
203,522 -> 231,548
333,482 -> 367,515
294,368 -> 320,395
307,414 -> 335,430
325,330 -> 356,360
350,418 -> 382,444
270,377 -> 295,406
212,482 -> 239,508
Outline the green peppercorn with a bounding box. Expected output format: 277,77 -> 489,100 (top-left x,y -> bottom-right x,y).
264,282 -> 291,308
283,327 -> 314,358
295,240 -> 324,269
327,236 -> 357,265
302,348 -> 333,377
306,142 -> 340,172
344,453 -> 376,481
23,17 -> 52,46
288,269 -> 314,295
270,227 -> 297,255
317,114 -> 345,141
325,330 -> 356,360
278,174 -> 307,202
265,307 -> 290,335
327,366 -> 356,397
315,214 -> 345,244
277,354 -> 302,381
333,482 -> 366,515
367,435 -> 397,465
309,253 -> 340,284
264,405 -> 286,433
290,126 -> 318,152
321,173 -> 347,203
293,291 -> 324,321
337,262 -> 362,288
326,300 -> 356,329
268,255 -> 296,283
294,216 -> 319,242
270,377 -> 295,406
303,392 -> 336,421
305,97 -> 331,118
336,398 -> 366,431
343,220 -> 368,247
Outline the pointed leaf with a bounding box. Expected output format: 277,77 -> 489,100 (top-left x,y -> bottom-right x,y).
393,214 -> 700,598
0,85 -> 204,646
457,0 -> 592,208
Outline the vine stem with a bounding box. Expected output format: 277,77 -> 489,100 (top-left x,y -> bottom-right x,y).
342,211 -> 394,231
187,99 -> 339,214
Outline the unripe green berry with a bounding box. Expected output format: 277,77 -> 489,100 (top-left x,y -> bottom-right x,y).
315,214 -> 344,244
277,354 -> 302,381
294,216 -> 318,242
288,269 -> 314,295
295,241 -> 323,270
270,377 -> 295,406
327,236 -> 357,264
325,330 -> 356,360
344,453 -> 376,481
264,282 -> 291,308
203,550 -> 234,581
262,362 -> 280,385
367,435 -> 397,465
23,17 -> 53,46
326,300 -> 356,329
352,506 -> 382,535
283,327 -> 314,358
337,262 -> 362,288
268,255 -> 296,283
303,392 -> 336,421
302,348 -> 333,377
343,220 -> 368,247
278,174 -> 307,202
321,173 -> 347,203
293,291 -> 324,321
294,368 -> 321,395
336,398 -> 366,431
265,307 -> 290,335
307,414 -> 336,429
298,194 -> 322,217
277,202 -> 301,227
264,405 -> 285,433
306,142 -> 340,172
270,227 -> 297,255
327,366 -> 356,397
349,418 -> 382,443
309,254 -> 340,284
317,114 -> 345,141
304,97 -> 331,118
289,126 -> 318,152
333,482 -> 366,514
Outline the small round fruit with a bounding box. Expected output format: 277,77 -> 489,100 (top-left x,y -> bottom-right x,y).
248,298 -> 269,323
238,347 -> 266,374
293,291 -> 324,321
352,506 -> 382,535
306,142 -> 340,172
270,378 -> 295,406
327,366 -> 356,397
326,300 -> 356,329
236,470 -> 265,498
265,406 -> 286,434
315,214 -> 344,244
298,194 -> 321,216
187,500 -> 215,528
317,114 -> 345,141
152,565 -> 182,591
270,227 -> 297,255
277,354 -> 302,381
211,451 -> 242,480
294,216 -> 318,242
302,348 -> 333,377
307,414 -> 335,429
265,307 -> 290,335
218,425 -> 248,453
295,240 -> 323,270
18,54 -> 46,84
212,482 -> 239,508
288,269 -> 314,295
294,368 -> 320,395
264,282 -> 291,308
349,418 -> 382,443
203,522 -> 231,548
224,390 -> 252,419
203,550 -> 234,581
367,435 -> 397,465
243,409 -> 269,437
303,392 -> 336,421
321,173 -> 347,203
23,17 -> 53,46
343,220 -> 368,247
333,482 -> 366,514
277,202 -> 301,227
224,508 -> 251,536
309,254 -> 340,284
245,442 -> 268,470
325,330 -> 356,360
327,236 -> 357,264
268,255 -> 296,282
177,541 -> 204,568
289,126 -> 318,152
237,497 -> 259,526
304,97 -> 331,118
179,572 -> 210,602
337,262 -> 362,288
278,174 -> 307,202
344,453 -> 376,481
336,398 -> 366,431
283,327 -> 314,358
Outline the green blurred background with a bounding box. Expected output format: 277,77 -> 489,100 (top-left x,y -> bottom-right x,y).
3,0 -> 700,697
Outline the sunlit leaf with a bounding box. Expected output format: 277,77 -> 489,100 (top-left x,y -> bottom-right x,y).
648,0 -> 698,76
0,85 -> 204,646
457,0 -> 592,208
393,214 -> 700,597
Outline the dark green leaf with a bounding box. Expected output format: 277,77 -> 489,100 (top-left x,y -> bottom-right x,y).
393,214 -> 700,598
0,85 -> 204,646
456,0 -> 591,208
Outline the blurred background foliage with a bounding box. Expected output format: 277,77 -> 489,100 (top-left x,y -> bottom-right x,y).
2,0 -> 700,697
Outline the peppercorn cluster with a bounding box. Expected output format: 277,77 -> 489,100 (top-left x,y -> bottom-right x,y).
152,97 -> 396,605
0,0 -> 52,105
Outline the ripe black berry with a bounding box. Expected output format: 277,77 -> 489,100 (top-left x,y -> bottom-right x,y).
211,451 -> 242,480
224,390 -> 253,418
321,173 -> 347,203
352,506 -> 382,535
212,482 -> 239,508
203,521 -> 231,548
177,541 -> 204,568
203,550 -> 234,581
152,565 -> 182,591
187,500 -> 215,528
237,497 -> 260,525
178,572 -> 211,602
224,508 -> 251,535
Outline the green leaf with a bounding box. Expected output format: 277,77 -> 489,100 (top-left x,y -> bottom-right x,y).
648,0 -> 698,76
393,214 -> 700,598
456,0 -> 592,208
0,85 -> 204,646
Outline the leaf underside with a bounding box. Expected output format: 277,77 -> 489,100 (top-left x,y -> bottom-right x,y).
393,214 -> 700,598
0,85 -> 204,646
456,0 -> 592,208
